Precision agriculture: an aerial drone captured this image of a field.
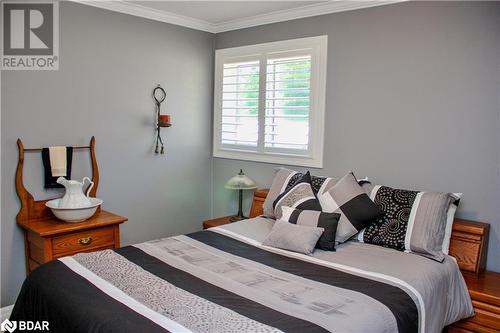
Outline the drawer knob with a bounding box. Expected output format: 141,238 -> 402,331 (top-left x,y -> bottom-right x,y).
78,237 -> 93,245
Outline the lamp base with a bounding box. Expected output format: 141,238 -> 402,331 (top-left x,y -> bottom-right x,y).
229,215 -> 247,222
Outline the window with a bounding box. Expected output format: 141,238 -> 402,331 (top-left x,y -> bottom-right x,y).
213,36 -> 327,168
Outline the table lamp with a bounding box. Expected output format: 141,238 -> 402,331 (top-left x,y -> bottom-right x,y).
225,169 -> 257,222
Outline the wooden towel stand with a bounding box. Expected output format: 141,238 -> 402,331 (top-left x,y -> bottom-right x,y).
15,136 -> 100,225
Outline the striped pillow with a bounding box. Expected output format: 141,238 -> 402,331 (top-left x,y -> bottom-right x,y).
272,172 -> 322,220
319,172 -> 383,243
361,185 -> 459,262
281,206 -> 341,251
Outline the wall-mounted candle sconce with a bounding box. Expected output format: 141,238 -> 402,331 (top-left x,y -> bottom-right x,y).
153,84 -> 171,154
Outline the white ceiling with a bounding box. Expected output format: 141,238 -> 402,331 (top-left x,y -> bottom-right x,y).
73,1 -> 403,33
132,1 -> 326,24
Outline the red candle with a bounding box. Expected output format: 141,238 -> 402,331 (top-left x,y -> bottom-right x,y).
159,114 -> 171,124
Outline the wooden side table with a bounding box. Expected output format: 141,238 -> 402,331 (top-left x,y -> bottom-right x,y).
203,189 -> 269,230
448,271 -> 500,332
18,210 -> 127,273
203,216 -> 233,230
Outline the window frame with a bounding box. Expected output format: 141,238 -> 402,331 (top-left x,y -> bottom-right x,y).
213,36 -> 328,168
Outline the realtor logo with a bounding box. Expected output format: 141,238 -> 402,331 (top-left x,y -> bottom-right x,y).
0,319 -> 16,333
1,1 -> 59,70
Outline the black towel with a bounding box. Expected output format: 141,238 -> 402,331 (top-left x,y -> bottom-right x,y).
41,147 -> 73,189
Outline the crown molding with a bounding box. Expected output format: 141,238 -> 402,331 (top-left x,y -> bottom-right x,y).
70,1 -> 218,33
71,1 -> 405,34
215,1 -> 405,33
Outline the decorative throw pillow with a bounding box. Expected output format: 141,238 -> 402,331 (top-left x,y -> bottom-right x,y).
319,172 -> 383,243
281,206 -> 341,251
262,220 -> 324,255
362,185 -> 459,262
263,168 -> 335,219
272,172 -> 322,220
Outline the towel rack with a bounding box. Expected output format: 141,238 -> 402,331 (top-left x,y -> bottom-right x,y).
15,136 -> 100,224
23,145 -> 90,152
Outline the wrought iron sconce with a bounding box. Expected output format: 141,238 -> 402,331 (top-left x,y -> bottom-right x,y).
153,84 -> 171,154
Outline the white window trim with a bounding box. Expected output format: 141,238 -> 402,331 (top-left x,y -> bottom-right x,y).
213,35 -> 327,168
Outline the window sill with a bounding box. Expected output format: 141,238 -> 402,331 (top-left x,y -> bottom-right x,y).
213,148 -> 323,168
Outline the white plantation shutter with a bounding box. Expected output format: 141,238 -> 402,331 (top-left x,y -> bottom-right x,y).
265,55 -> 311,152
221,61 -> 259,147
214,36 -> 327,167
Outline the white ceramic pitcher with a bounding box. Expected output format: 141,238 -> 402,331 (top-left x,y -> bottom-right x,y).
57,177 -> 94,208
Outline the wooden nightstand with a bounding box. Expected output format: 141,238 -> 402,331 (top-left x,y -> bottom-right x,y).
448,271 -> 500,332
18,210 -> 127,273
203,216 -> 233,230
203,189 -> 269,230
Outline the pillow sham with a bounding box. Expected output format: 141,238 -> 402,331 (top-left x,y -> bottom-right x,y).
263,168 -> 335,219
442,193 -> 462,254
281,206 -> 341,251
272,171 -> 322,220
319,172 -> 383,243
262,220 -> 324,255
362,185 -> 459,262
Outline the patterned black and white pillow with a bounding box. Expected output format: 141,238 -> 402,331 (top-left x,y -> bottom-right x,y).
319,172 -> 383,243
281,206 -> 341,251
361,185 -> 458,262
272,172 -> 322,220
264,168 -> 336,219
283,172 -> 333,195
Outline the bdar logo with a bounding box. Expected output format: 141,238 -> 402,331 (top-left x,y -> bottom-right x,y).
0,319 -> 49,332
0,319 -> 16,333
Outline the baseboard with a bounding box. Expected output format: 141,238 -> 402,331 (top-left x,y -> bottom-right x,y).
0,305 -> 14,321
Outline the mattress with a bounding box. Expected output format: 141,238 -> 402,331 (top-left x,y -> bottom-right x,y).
10,217 -> 473,333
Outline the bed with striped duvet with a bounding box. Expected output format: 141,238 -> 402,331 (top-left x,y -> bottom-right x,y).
11,219 -> 472,333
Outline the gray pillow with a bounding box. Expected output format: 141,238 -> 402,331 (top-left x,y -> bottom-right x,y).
262,220 -> 324,255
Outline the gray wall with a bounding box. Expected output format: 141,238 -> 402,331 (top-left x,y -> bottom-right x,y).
1,2 -> 214,306
213,1 -> 500,272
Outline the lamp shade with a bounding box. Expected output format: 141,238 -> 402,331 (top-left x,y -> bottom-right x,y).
225,169 -> 257,190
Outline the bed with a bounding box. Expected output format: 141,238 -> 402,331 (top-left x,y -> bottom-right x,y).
10,189 -> 479,333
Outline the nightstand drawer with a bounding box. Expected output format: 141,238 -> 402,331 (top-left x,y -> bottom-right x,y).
469,300 -> 500,330
52,227 -> 115,256
449,271 -> 500,333
53,245 -> 115,260
450,322 -> 499,333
